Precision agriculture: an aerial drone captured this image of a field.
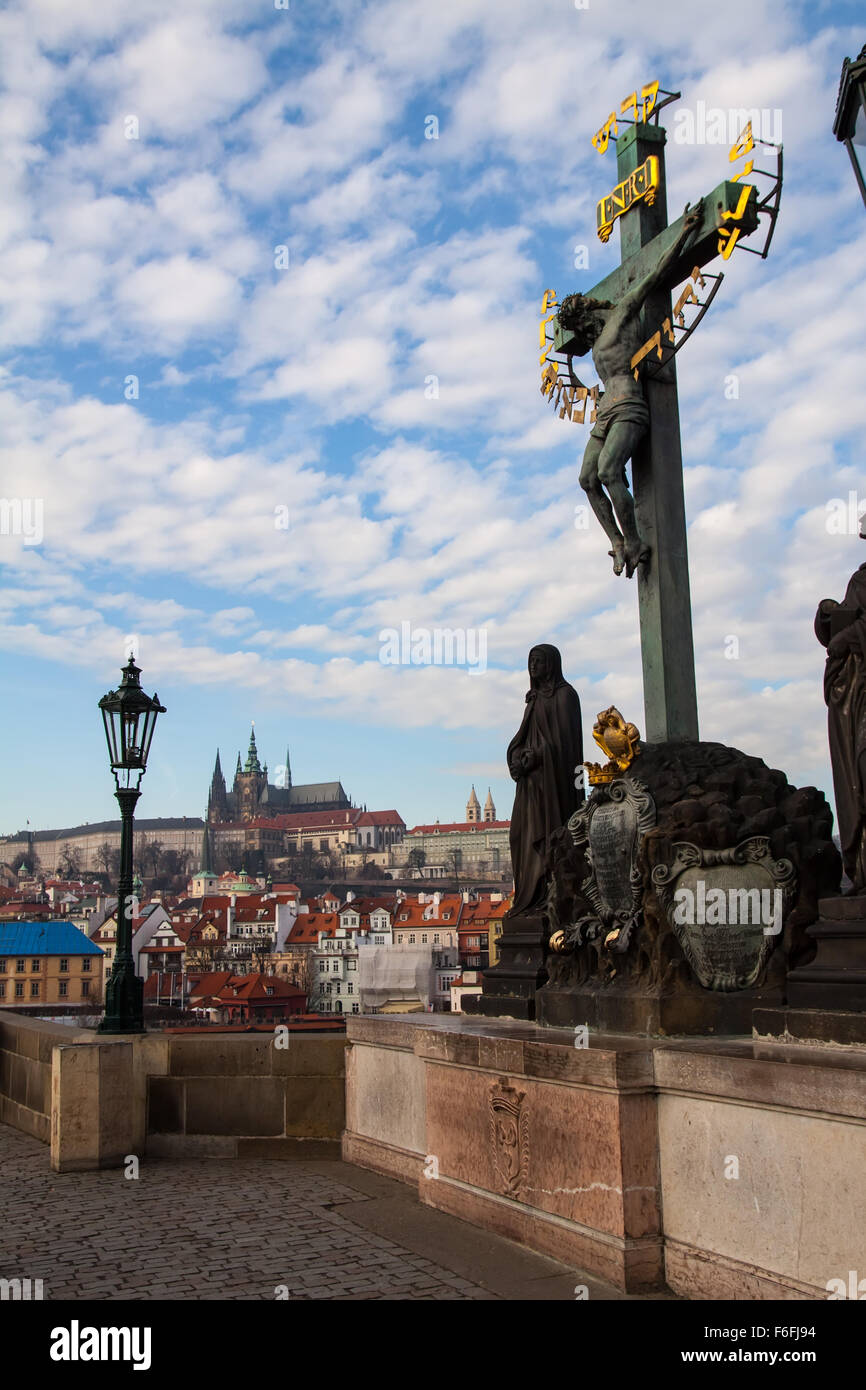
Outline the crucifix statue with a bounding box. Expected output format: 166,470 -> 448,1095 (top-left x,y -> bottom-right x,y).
551,117 -> 763,743
559,198 -> 703,579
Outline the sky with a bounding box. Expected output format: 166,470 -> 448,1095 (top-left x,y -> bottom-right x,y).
0,0 -> 864,837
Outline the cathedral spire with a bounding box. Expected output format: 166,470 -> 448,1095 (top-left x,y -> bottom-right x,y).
199,820 -> 214,874
208,749 -> 227,823
285,745 -> 292,790
245,723 -> 262,774
483,787 -> 496,822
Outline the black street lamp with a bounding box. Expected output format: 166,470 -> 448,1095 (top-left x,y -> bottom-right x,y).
834,44 -> 866,208
97,656 -> 166,1034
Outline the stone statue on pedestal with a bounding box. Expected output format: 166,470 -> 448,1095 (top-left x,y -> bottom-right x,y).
815,525 -> 866,892
507,645 -> 584,917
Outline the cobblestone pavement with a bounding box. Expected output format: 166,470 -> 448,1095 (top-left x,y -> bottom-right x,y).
0,1122 -> 660,1301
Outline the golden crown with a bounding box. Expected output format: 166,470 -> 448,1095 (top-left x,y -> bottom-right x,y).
584,706 -> 642,786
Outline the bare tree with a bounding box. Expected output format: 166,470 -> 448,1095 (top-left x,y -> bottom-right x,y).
140,838 -> 164,880
95,841 -> 116,875
57,846 -> 83,879
252,938 -> 274,975
448,848 -> 462,897
289,948 -> 315,1005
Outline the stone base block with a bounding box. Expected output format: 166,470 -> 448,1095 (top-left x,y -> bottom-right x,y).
469,994 -> 537,1021
147,1134 -> 341,1161
342,1130 -> 425,1185
753,1006 -> 866,1049
537,983 -> 782,1036
476,911 -> 547,1020
664,1239 -> 825,1301
787,895 -> 866,1012
0,1092 -> 50,1144
422,1175 -> 663,1293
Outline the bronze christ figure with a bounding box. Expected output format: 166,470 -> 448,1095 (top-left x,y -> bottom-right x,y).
558,199 -> 703,578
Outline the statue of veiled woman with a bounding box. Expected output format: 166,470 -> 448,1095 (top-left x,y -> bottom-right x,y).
816,535 -> 866,892
507,645 -> 584,917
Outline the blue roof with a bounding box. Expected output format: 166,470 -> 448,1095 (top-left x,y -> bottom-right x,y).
0,922 -> 105,957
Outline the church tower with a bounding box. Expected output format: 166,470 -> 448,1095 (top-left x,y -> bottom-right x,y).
191,817 -> 218,896
466,786 -> 481,823
234,724 -> 268,822
207,750 -> 228,825
483,788 -> 496,822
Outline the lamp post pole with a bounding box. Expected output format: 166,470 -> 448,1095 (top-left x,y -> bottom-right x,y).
97,656 -> 166,1036
100,786 -> 143,1033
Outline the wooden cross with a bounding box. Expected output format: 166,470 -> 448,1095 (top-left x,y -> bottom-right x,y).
553,121 -> 759,743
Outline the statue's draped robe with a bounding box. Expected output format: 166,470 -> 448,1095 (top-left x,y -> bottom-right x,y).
816,563 -> 866,889
507,646 -> 584,917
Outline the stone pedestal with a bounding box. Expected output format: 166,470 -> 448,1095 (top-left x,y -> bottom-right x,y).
786,895 -> 866,1012
468,911 -> 547,1021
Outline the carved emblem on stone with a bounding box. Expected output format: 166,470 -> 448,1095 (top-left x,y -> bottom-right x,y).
651,836 -> 797,990
489,1078 -> 529,1198
553,774 -> 656,955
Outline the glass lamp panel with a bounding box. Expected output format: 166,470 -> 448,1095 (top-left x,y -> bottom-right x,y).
101,706 -> 120,767
851,98 -> 866,189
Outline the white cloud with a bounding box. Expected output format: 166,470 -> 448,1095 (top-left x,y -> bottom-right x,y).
0,0 -> 857,827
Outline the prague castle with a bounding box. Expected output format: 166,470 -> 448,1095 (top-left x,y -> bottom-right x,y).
207,726 -> 352,825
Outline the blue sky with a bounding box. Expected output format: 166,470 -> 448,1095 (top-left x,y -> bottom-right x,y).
0,0 -> 864,835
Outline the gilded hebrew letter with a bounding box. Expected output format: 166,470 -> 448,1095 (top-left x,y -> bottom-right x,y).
641,80 -> 659,122
729,121 -> 755,162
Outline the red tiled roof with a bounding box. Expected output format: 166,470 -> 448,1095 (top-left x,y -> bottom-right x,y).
187,971 -> 234,999
339,897 -> 392,916
392,900 -> 461,929
353,810 -> 405,827
217,973 -> 305,1002
288,913 -> 338,943
0,903 -> 55,919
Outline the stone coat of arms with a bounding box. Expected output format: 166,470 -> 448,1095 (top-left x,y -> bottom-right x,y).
488,1078 -> 529,1198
